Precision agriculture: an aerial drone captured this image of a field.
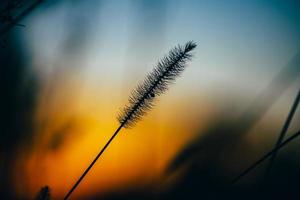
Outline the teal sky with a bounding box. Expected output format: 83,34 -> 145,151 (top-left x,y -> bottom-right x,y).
24,0 -> 300,110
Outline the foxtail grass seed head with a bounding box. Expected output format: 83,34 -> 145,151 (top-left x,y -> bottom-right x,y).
118,41 -> 197,128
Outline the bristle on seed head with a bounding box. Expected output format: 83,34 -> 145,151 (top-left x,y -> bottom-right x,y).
118,41 -> 197,128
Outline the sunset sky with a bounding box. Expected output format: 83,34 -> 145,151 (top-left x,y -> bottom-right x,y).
2,0 -> 300,199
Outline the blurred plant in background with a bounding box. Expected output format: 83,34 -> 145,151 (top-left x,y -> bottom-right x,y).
0,0 -> 299,199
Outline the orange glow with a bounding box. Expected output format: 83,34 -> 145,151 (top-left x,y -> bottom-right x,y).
12,79 -> 213,199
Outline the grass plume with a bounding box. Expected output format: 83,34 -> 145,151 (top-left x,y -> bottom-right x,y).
64,41 -> 196,200
118,41 -> 196,128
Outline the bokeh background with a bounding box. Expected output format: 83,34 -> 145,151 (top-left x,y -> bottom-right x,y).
0,0 -> 300,199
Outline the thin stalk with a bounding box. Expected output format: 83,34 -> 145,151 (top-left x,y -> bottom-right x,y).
232,130 -> 300,183
63,41 -> 196,199
0,0 -> 44,35
63,123 -> 124,200
265,88 -> 300,176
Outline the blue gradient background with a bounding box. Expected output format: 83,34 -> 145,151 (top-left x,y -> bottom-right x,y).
7,0 -> 300,199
